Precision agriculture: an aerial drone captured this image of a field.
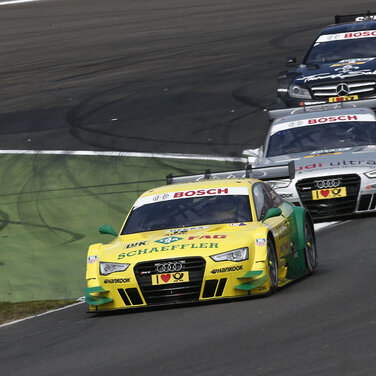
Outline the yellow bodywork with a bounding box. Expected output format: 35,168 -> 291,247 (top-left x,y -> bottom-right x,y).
85,179 -> 295,311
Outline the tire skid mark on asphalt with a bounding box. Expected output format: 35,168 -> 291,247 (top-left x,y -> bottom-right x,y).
269,22 -> 325,51
61,156 -> 125,215
10,155 -> 84,245
0,209 -> 10,231
0,179 -> 164,198
0,211 -> 83,244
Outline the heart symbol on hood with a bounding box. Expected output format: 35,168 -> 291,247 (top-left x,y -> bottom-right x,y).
161,274 -> 171,283
321,190 -> 330,197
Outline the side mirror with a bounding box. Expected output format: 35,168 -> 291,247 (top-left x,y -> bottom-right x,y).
99,225 -> 118,237
262,208 -> 282,222
242,147 -> 262,165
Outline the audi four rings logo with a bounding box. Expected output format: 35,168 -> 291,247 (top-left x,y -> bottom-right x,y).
315,179 -> 341,189
155,262 -> 184,273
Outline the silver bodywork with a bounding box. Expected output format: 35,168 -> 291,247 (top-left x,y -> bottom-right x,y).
244,107 -> 376,220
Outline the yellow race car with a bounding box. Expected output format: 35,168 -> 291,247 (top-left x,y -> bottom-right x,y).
85,166 -> 317,311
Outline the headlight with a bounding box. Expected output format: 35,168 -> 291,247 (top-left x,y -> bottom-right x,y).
210,247 -> 249,262
99,262 -> 130,276
288,84 -> 311,99
364,169 -> 376,178
267,179 -> 291,189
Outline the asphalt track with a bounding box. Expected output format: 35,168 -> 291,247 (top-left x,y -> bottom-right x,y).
0,0 -> 375,375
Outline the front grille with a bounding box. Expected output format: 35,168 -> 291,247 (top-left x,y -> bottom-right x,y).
296,174 -> 360,219
310,80 -> 376,99
134,257 -> 205,305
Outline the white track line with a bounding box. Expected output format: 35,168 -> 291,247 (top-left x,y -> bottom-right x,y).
0,149 -> 247,162
0,298 -> 85,329
0,0 -> 39,5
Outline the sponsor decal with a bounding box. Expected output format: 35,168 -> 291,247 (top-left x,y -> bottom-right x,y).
366,184 -> 376,189
307,115 -> 360,124
117,243 -> 219,259
87,255 -> 98,264
164,226 -> 208,235
296,163 -> 323,172
229,223 -> 247,226
330,58 -> 375,67
124,241 -> 148,249
211,265 -> 243,274
256,238 -> 266,246
299,101 -> 326,106
152,272 -> 189,285
316,30 -> 376,43
304,152 -> 342,158
328,95 -> 358,103
173,188 -> 229,198
152,193 -> 171,202
188,235 -> 227,240
134,187 -> 249,208
104,278 -> 130,284
296,69 -> 376,83
271,114 -> 374,135
280,193 -> 293,198
356,16 -> 376,21
311,148 -> 350,154
312,187 -> 347,200
256,285 -> 268,292
329,160 -> 376,166
155,236 -> 183,244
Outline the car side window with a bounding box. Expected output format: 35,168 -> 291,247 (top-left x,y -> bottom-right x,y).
253,183 -> 274,220
264,183 -> 282,208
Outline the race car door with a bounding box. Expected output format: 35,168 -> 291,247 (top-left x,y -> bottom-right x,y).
252,182 -> 292,261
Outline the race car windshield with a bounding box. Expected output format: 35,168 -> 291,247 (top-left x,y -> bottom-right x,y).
266,121 -> 376,157
305,38 -> 376,64
121,195 -> 252,234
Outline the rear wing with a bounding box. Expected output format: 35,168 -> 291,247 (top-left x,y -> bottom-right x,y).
335,11 -> 376,24
268,99 -> 376,121
166,161 -> 295,185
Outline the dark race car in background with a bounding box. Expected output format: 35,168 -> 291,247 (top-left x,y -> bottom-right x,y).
277,12 -> 376,108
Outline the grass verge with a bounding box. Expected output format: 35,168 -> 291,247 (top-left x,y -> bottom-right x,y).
0,299 -> 78,325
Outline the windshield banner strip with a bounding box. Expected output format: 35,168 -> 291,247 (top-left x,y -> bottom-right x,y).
316,30 -> 376,42
134,187 -> 249,208
271,114 -> 375,135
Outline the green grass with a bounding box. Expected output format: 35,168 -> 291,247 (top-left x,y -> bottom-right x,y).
0,153 -> 243,302
0,299 -> 78,325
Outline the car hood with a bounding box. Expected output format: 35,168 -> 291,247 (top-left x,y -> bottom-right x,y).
263,146 -> 376,176
294,58 -> 376,85
98,223 -> 262,262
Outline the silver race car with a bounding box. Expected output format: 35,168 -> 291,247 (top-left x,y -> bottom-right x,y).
244,106 -> 376,221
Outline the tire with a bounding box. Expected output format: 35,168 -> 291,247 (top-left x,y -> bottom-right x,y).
267,237 -> 279,291
304,218 -> 317,274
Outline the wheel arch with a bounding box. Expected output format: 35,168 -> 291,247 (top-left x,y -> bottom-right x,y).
290,206 -> 314,252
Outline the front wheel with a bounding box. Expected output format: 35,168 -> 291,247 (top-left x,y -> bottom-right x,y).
267,237 -> 279,291
304,219 -> 317,274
